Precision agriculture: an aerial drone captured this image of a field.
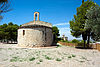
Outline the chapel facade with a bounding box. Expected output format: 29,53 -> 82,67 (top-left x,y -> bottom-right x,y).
17,12 -> 53,47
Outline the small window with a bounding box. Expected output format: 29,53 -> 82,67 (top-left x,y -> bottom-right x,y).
45,33 -> 46,41
23,30 -> 25,36
42,31 -> 44,34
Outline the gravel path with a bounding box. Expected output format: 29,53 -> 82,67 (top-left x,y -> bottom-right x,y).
0,44 -> 100,67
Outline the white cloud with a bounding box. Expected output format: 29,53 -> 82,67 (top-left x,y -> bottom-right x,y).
53,22 -> 82,40
58,27 -> 71,38
53,22 -> 69,26
58,27 -> 82,40
58,27 -> 70,30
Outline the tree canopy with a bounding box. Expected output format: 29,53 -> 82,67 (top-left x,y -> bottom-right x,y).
70,0 -> 96,37
0,22 -> 19,43
85,6 -> 100,41
69,0 -> 96,48
52,26 -> 60,43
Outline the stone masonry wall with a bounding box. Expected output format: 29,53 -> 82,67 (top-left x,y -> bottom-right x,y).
18,27 -> 53,47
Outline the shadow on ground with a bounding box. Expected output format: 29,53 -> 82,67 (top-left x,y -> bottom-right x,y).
75,47 -> 93,49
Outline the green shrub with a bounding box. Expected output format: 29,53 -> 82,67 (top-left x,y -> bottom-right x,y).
80,40 -> 84,43
60,40 -> 68,42
56,58 -> 62,61
79,60 -> 85,63
10,56 -> 19,62
67,41 -> 72,43
0,48 -> 2,51
44,55 -> 52,60
8,48 -> 12,50
36,62 -> 40,64
60,40 -> 73,43
68,56 -> 72,58
10,58 -> 17,62
39,59 -> 43,62
56,45 -> 62,48
72,39 -> 79,43
29,57 -> 35,61
72,54 -> 76,57
90,41 -> 92,43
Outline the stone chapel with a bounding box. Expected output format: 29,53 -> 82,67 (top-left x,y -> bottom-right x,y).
18,12 -> 53,47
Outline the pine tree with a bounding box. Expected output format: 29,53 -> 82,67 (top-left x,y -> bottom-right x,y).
69,0 -> 96,48
82,0 -> 84,3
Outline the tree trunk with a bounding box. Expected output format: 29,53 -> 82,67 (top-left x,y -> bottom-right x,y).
82,32 -> 87,49
82,0 -> 84,3
84,40 -> 86,48
87,35 -> 90,48
87,29 -> 91,48
7,40 -> 9,44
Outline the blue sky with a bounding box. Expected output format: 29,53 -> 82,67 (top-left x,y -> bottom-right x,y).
1,0 -> 100,40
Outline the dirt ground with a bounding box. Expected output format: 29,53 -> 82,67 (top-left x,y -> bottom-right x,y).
0,43 -> 100,67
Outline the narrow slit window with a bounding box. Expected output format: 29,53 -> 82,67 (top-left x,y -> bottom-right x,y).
23,30 -> 25,36
45,33 -> 46,41
42,31 -> 44,34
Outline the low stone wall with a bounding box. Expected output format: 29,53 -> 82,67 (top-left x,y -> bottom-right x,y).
58,41 -> 100,51
58,42 -> 77,47
90,43 -> 100,51
97,44 -> 100,51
